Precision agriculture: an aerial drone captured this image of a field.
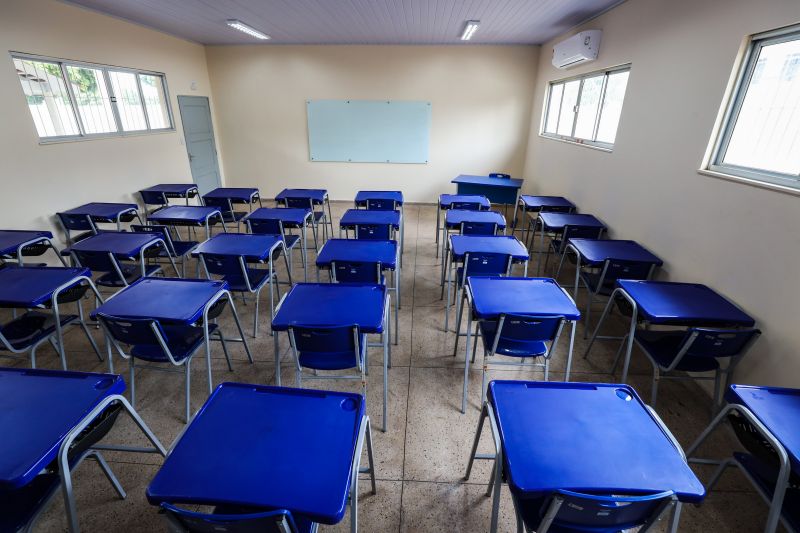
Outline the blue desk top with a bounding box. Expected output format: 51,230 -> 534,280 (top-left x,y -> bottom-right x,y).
444,209 -> 506,229
272,283 -> 386,334
316,239 -> 398,270
149,206 -> 222,224
66,231 -> 160,258
146,383 -> 364,524
275,189 -> 328,204
202,188 -> 259,202
141,184 -> 198,195
489,381 -> 705,502
244,207 -> 311,226
519,195 -> 575,210
727,384 -> 800,471
0,230 -> 53,256
538,212 -> 605,231
0,368 -> 125,489
340,209 -> 401,228
354,191 -> 404,205
616,280 -> 755,326
452,174 -> 524,189
467,277 -> 580,321
569,239 -> 663,266
192,233 -> 282,262
449,236 -> 528,262
0,266 -> 91,308
91,278 -> 228,325
63,202 -> 138,221
438,194 -> 491,209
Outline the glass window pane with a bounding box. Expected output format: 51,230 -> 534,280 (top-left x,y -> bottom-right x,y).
723,38 -> 800,175
596,70 -> 630,144
13,58 -> 79,138
108,70 -> 147,131
574,75 -> 605,140
66,65 -> 117,134
557,80 -> 580,136
139,74 -> 171,129
544,83 -> 564,133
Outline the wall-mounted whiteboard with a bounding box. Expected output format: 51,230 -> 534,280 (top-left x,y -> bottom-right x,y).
307,99 -> 431,164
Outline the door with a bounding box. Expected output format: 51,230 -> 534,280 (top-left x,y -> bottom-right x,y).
177,95 -> 221,195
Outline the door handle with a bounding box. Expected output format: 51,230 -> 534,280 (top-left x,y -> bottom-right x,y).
188,153 -> 195,161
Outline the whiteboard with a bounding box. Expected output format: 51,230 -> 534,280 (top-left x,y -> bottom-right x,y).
307,99 -> 431,164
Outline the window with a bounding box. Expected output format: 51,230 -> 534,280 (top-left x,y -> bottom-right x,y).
11,53 -> 173,141
541,65 -> 631,149
707,26 -> 800,189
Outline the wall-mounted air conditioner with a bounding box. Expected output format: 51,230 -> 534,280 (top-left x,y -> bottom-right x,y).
552,30 -> 602,69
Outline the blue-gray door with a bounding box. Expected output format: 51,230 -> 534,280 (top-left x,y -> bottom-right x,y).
177,95 -> 221,195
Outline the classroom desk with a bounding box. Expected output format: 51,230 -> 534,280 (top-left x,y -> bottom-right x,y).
275,188 -> 334,242
91,278 -> 253,390
244,207 -> 313,280
62,203 -> 141,231
146,383 -> 375,531
466,380 -> 704,533
339,209 -> 404,266
687,384 -> 800,533
454,277 -> 580,413
531,212 -> 606,275
272,283 -> 390,430
0,367 -> 166,533
584,280 -> 755,384
0,229 -> 65,266
516,195 -> 575,240
66,231 -> 176,278
435,194 -> 491,249
440,210 -> 507,269
140,183 -> 199,203
0,266 -> 103,369
316,238 -> 400,344
148,206 -> 225,240
451,175 -> 523,221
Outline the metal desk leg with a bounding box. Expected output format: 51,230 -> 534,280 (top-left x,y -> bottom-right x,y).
383,297 -> 390,432
462,303 -> 472,414
565,320 -> 577,381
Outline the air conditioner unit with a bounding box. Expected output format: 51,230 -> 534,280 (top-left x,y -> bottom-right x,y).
552,30 -> 602,69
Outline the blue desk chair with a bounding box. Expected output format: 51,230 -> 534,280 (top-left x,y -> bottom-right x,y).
473,314 -> 567,403
489,173 -> 510,179
287,324 -> 367,404
139,189 -> 169,220
366,198 -> 398,211
160,503 -> 314,533
355,223 -> 392,241
282,197 -> 327,247
132,224 -> 198,278
56,212 -> 97,247
247,218 -> 302,273
98,315 -> 232,423
203,197 -> 247,229
72,249 -> 163,292
331,261 -> 384,284
513,489 -> 678,533
544,224 -> 604,274
460,221 -> 498,236
615,327 -> 761,409
446,252 -> 512,332
198,253 -> 281,337
451,201 -> 483,211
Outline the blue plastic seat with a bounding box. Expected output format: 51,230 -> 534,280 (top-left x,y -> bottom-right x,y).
451,201 -> 482,211
513,489 -> 678,533
622,327 -> 761,408
160,503 -> 315,533
366,198 -> 397,211
283,197 -> 328,244
545,224 -> 604,274
460,220 -> 498,236
730,453 -> 800,532
98,314 -> 230,423
332,261 -> 384,284
288,324 -> 367,397
247,218 -> 302,272
577,259 -> 654,335
445,252 -> 512,332
72,249 -> 162,290
203,196 -> 247,227
0,310 -> 97,369
473,314 -> 566,403
132,224 -> 197,277
354,223 -> 392,240
57,212 -> 97,246
139,189 -> 169,213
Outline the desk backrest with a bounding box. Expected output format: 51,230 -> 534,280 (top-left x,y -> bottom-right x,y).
684,328 -> 761,359
366,198 -> 396,211
460,221 -> 497,236
355,224 -> 391,240
332,261 -> 382,284
140,190 -> 168,207
248,218 -> 283,237
160,503 -> 300,533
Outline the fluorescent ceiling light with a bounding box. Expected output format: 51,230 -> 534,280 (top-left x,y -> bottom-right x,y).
461,20 -> 480,41
226,19 -> 270,40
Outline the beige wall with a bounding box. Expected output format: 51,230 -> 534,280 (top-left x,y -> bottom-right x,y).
523,0 -> 800,386
205,45 -> 539,203
0,0 -> 216,241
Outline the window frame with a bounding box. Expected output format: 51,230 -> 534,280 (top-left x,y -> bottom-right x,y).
540,64 -> 631,151
10,52 -> 175,143
705,25 -> 800,190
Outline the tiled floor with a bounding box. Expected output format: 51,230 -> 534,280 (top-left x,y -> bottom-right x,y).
10,201 -> 777,532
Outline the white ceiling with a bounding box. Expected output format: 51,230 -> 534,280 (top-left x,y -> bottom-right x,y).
62,0 -> 624,45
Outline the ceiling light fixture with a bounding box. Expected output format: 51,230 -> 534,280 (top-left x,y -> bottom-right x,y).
461,20 -> 480,41
226,19 -> 270,40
